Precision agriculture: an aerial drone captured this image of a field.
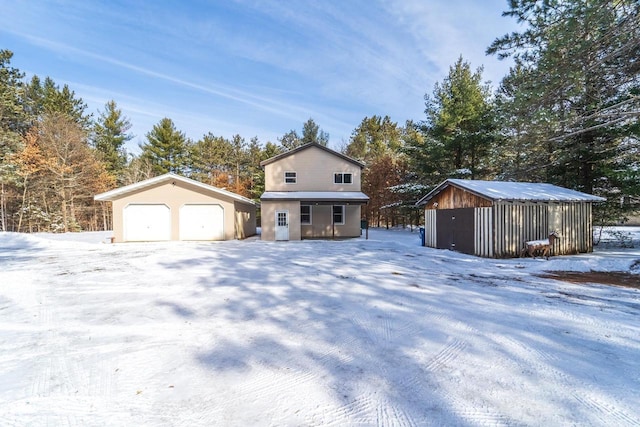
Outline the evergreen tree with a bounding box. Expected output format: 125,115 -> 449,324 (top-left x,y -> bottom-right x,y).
301,117 -> 329,146
278,129 -> 302,151
418,57 -> 495,182
188,132 -> 233,185
140,118 -> 189,175
279,118 -> 329,150
346,115 -> 402,162
92,100 -> 132,181
488,0 -> 640,221
0,50 -> 27,231
25,76 -> 91,128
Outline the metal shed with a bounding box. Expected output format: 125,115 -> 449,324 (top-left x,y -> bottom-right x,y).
416,179 -> 606,258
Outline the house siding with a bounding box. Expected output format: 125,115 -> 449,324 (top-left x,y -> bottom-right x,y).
264,145 -> 362,192
234,201 -> 257,239
261,200 -> 301,241
301,205 -> 361,238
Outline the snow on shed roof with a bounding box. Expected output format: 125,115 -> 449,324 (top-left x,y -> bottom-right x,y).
94,173 -> 257,205
416,179 -> 606,205
261,191 -> 369,203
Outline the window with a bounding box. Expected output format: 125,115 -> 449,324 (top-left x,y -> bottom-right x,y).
300,205 -> 311,224
334,173 -> 353,184
332,205 -> 345,225
284,171 -> 297,184
277,211 -> 288,227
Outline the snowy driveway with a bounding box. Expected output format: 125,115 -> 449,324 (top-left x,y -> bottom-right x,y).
1,229 -> 639,426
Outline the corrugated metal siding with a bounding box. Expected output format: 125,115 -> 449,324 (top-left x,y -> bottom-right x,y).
424,209 -> 437,247
474,207 -> 493,257
493,201 -> 593,257
424,201 -> 594,257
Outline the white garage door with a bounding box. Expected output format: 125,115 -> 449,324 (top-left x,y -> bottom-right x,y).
179,204 -> 224,241
124,204 -> 171,242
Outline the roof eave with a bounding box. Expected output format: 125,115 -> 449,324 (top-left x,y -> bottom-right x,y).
260,142 -> 365,169
94,173 -> 257,206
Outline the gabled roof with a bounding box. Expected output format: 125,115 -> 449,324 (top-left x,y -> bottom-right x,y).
260,142 -> 365,168
416,179 -> 606,206
94,173 -> 257,206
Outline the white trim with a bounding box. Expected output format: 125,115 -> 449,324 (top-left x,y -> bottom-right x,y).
95,173 -> 257,206
275,210 -> 289,241
300,204 -> 312,225
332,205 -> 345,225
179,203 -> 224,241
284,171 -> 297,184
123,203 -> 171,242
334,172 -> 353,185
261,191 -> 369,202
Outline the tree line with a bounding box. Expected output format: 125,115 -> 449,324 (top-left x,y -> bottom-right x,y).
1,0 -> 638,233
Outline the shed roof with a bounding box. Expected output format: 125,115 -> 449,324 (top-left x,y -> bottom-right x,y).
261,191 -> 369,204
94,173 -> 258,206
416,179 -> 606,206
259,142 -> 365,168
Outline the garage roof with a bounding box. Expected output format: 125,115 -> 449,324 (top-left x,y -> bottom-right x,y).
416,179 -> 606,206
94,173 -> 258,205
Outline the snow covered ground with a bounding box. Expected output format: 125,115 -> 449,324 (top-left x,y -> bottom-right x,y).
1,227 -> 639,426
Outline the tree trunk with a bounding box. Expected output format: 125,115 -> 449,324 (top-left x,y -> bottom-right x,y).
0,182 -> 6,232
17,176 -> 29,232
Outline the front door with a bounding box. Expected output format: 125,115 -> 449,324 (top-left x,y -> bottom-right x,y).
275,210 -> 289,241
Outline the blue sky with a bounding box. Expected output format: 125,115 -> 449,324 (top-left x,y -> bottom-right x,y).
1,0 -> 519,153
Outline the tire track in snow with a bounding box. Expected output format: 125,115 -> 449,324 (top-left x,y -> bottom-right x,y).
424,339 -> 467,371
308,391 -> 419,427
310,337 -> 358,366
376,397 -> 419,427
572,392 -> 640,426
491,335 -> 639,425
422,336 -> 517,425
234,368 -> 318,397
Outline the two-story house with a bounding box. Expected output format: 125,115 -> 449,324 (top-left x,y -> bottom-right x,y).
260,143 -> 369,241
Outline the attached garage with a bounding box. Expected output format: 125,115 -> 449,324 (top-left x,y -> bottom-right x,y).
95,173 -> 257,243
416,179 -> 605,258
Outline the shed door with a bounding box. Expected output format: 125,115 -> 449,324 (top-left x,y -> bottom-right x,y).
275,210 -> 289,241
180,204 -> 224,241
436,208 -> 475,254
124,204 -> 171,242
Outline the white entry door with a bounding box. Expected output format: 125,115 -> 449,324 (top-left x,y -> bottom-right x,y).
179,204 -> 224,241
275,210 -> 289,241
123,204 -> 171,242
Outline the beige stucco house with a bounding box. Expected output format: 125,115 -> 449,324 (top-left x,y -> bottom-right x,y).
95,173 -> 257,242
260,143 -> 369,241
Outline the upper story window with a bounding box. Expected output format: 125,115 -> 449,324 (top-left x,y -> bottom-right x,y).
284,171 -> 297,184
334,172 -> 353,184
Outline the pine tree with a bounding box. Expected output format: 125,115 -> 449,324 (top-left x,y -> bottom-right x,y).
419,57 -> 495,181
0,50 -> 27,231
301,118 -> 329,146
140,118 -> 189,175
488,0 -> 640,221
92,100 -> 132,181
